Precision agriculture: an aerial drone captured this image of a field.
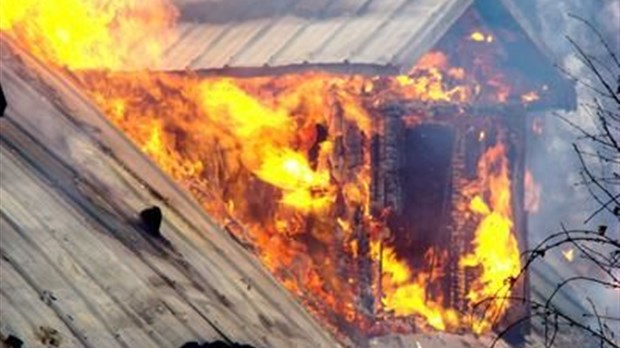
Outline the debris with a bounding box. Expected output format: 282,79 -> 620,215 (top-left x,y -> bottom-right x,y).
3,335 -> 23,348
139,206 -> 163,237
0,83 -> 7,117
40,290 -> 57,305
35,326 -> 62,347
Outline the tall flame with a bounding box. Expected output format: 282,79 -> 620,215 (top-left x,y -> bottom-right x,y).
460,142 -> 521,334
377,243 -> 459,331
377,141 -> 521,333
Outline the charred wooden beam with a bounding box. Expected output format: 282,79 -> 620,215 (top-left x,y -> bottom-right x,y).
329,91 -> 376,323
370,104 -> 405,215
355,207 -> 374,317
377,100 -> 529,125
447,130 -> 471,312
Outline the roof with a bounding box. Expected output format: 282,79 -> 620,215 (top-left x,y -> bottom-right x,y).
154,0 -> 472,73
0,38 -> 339,348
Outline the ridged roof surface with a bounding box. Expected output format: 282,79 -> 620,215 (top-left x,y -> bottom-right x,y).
154,0 -> 472,73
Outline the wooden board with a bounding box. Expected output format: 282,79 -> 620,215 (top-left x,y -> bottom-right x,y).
0,38 -> 340,348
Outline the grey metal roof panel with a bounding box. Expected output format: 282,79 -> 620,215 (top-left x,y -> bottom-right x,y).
154,0 -> 469,73
389,0 -> 471,68
271,18 -> 351,65
227,16 -> 307,67
307,0 -> 410,63
351,0 -> 472,68
160,23 -> 209,70
190,20 -> 274,69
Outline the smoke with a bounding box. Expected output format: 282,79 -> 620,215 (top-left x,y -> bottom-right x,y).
520,0 -> 619,231
516,0 -> 620,336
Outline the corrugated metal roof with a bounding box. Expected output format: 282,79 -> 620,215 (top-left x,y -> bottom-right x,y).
0,39 -> 340,348
154,0 -> 472,73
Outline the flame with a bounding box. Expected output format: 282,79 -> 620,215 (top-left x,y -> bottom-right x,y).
196,79 -> 336,213
377,141 -> 521,334
525,170 -> 541,213
521,91 -> 540,104
376,242 -> 459,331
459,141 -> 521,334
0,0 -> 178,69
2,2 -> 533,338
390,50 -> 513,104
562,248 -> 575,262
82,69 -> 523,335
470,31 -> 494,43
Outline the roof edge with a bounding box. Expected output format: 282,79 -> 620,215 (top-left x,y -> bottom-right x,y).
185,62 -> 400,77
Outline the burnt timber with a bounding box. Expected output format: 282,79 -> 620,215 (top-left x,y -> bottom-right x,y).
368,98 -> 532,332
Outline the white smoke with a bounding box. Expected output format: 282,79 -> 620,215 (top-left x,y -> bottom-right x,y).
515,0 -> 620,340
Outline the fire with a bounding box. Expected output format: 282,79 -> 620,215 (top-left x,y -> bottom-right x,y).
521,91 -> 540,104
470,31 -> 494,43
460,142 -> 521,334
196,79 -> 335,213
376,242 -> 459,331
0,0 -> 178,69
376,141 -> 521,334
395,51 -> 469,103
2,1 -> 535,339
390,50 -> 513,104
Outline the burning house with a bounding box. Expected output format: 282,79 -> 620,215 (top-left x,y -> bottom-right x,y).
0,0 -> 577,347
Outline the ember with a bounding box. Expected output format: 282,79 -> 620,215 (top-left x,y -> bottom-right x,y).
3,0 -> 561,341
562,248 -> 575,262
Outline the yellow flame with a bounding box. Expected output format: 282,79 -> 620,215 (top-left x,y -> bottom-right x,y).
375,242 -> 459,331
2,2 -> 531,335
0,0 -> 178,69
460,142 -> 521,334
470,31 -> 493,43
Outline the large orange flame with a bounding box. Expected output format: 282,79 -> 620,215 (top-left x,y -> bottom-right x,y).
0,0 -> 177,69
2,1 -> 528,339
460,141 -> 521,334
376,141 -> 521,334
